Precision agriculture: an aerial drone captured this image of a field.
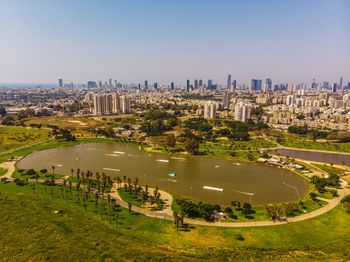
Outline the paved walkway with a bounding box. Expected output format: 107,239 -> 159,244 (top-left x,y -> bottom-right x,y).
110,182 -> 174,219
1,159 -> 350,227
0,161 -> 16,181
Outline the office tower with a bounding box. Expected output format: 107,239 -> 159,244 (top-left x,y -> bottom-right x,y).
121,95 -> 130,114
250,79 -> 262,92
144,80 -> 148,89
222,92 -> 231,109
348,82 -> 350,90
332,83 -> 337,93
114,80 -> 118,88
58,78 -> 63,88
69,82 -> 74,89
227,74 -> 232,89
109,78 -> 113,88
194,79 -> 199,89
186,80 -> 190,92
112,93 -> 120,113
204,102 -> 216,119
98,81 -> 102,88
286,94 -> 294,106
230,80 -> 237,93
170,82 -> 175,90
265,78 -> 272,91
322,82 -> 329,90
154,83 -> 158,89
234,103 -> 250,122
208,79 -> 213,90
339,77 -> 343,91
199,79 -> 203,87
87,81 -> 97,88
311,79 -> 317,89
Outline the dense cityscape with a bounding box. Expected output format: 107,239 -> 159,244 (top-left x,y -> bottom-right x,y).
2,76 -> 350,131
1,0 -> 349,261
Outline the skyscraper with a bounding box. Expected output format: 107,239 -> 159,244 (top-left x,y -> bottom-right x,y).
87,81 -> 97,88
112,93 -> 120,113
186,80 -> 190,92
58,78 -> 63,88
144,80 -> 148,90
322,82 -> 329,90
311,79 -> 317,89
332,83 -> 337,93
194,79 -> 199,89
230,80 -> 237,92
339,77 -> 343,91
265,78 -> 272,91
93,94 -> 105,115
121,95 -> 131,114
250,79 -> 262,92
227,74 -> 232,89
222,92 -> 231,109
109,78 -> 113,88
154,82 -> 158,89
170,82 -> 175,90
207,79 -> 213,90
199,79 -> 203,87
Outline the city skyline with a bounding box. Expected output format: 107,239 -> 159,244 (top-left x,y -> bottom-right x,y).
1,0 -> 349,84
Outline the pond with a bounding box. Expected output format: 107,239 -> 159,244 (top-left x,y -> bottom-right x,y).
18,142 -> 309,205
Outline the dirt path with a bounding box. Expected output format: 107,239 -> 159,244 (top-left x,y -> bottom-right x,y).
0,161 -> 16,180
110,182 -> 174,218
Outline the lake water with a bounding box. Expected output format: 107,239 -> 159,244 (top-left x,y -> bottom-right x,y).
274,149 -> 350,166
18,142 -> 309,205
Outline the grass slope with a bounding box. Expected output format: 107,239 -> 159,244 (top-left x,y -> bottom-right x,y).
0,183 -> 350,261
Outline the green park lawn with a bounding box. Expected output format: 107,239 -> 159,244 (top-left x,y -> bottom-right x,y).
312,163 -> 345,176
0,182 -> 350,260
279,133 -> 350,153
0,125 -> 50,153
0,168 -> 7,177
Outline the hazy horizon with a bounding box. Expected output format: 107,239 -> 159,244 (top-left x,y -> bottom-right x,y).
1,0 -> 349,85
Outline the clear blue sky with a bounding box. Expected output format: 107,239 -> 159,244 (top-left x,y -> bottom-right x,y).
0,0 -> 349,85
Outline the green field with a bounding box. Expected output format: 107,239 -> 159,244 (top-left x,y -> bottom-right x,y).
312,163 -> 345,176
0,168 -> 7,176
0,182 -> 350,261
0,126 -> 50,153
278,133 -> 350,153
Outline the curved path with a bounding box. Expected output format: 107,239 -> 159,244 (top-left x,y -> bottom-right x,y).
0,161 -> 16,181
1,159 -> 350,227
110,183 -> 174,219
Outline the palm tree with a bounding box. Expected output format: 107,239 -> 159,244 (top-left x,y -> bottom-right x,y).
127,178 -> 131,189
51,165 -> 55,176
76,168 -> 81,181
116,176 -> 121,188
134,177 -> 139,191
128,202 -> 132,214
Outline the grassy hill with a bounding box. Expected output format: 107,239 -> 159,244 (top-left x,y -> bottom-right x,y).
0,182 -> 349,261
